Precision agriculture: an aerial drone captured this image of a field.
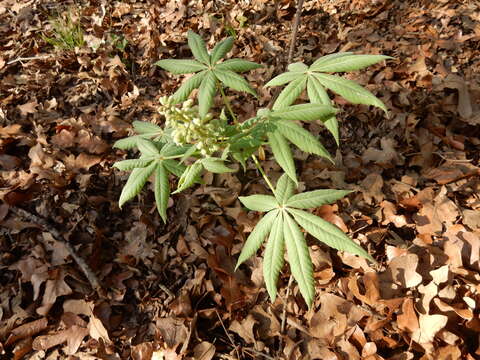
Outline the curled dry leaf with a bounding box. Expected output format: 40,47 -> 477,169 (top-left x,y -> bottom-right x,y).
411,314 -> 448,344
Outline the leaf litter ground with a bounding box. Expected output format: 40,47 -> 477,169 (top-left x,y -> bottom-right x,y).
0,0 -> 479,359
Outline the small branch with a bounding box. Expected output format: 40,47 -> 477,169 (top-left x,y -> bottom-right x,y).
215,309 -> 241,360
268,0 -> 305,108
10,207 -> 102,293
287,0 -> 305,65
251,154 -> 276,194
7,54 -> 54,65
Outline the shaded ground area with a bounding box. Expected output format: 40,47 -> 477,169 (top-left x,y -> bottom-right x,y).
0,0 -> 479,359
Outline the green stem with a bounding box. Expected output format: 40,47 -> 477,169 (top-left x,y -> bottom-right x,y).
219,85 -> 237,124
251,154 -> 276,194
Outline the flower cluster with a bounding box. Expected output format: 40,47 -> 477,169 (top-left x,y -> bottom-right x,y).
158,96 -> 227,155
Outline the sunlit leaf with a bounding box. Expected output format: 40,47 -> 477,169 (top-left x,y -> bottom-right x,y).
118,162 -> 157,208
311,54 -> 392,72
263,212 -> 285,301
288,208 -> 374,262
137,138 -> 160,157
274,174 -> 296,204
286,189 -> 352,209
283,212 -> 314,307
174,161 -> 203,193
113,159 -> 153,171
239,194 -> 278,212
213,69 -> 256,96
265,71 -> 302,87
154,59 -> 206,74
198,71 -> 217,117
276,120 -> 332,161
171,71 -> 206,104
314,73 -> 387,112
287,62 -> 308,72
309,52 -> 354,71
201,157 -> 235,173
272,103 -> 337,122
235,210 -> 279,269
268,131 -> 297,184
272,77 -> 307,110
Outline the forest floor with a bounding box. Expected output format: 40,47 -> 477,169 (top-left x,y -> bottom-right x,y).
1,0 -> 479,359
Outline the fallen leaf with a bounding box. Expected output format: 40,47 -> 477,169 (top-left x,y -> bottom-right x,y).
412,314 -> 448,344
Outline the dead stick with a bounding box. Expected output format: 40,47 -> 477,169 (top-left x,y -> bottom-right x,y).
10,207 -> 102,292
268,0 -> 305,107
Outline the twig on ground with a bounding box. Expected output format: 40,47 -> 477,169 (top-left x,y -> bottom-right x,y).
268,0 -> 305,107
10,206 -> 102,293
215,309 -> 241,360
7,54 -> 54,65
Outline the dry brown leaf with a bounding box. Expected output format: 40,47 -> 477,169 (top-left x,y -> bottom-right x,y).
37,269 -> 73,316
156,318 -> 187,349
387,253 -> 422,288
359,173 -> 384,205
397,298 -> 419,333
5,317 -> 48,346
229,314 -> 257,345
411,314 -> 448,344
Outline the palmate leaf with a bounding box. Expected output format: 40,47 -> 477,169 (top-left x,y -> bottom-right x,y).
274,173 -> 295,204
213,69 -> 256,96
187,30 -> 210,65
287,208 -> 374,262
118,162 -> 157,208
174,161 -> 203,193
235,209 -> 279,270
215,59 -> 262,72
309,52 -> 354,71
163,159 -> 186,177
133,121 -> 163,136
314,73 -> 387,112
154,163 -> 170,223
307,75 -> 339,144
113,158 -> 153,171
239,194 -> 278,212
311,54 -> 392,73
171,71 -> 206,104
272,77 -> 307,110
201,157 -> 235,173
283,212 -> 314,307
272,103 -> 337,122
263,212 -> 285,301
210,36 -> 234,64
198,71 -> 217,117
286,189 -> 352,209
287,62 -> 308,72
267,131 -> 297,184
154,59 -> 206,74
113,135 -> 144,150
137,138 -> 160,157
265,71 -> 303,87
276,120 -> 332,162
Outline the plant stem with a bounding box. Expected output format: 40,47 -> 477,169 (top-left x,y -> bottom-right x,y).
251,154 -> 276,194
219,85 -> 237,124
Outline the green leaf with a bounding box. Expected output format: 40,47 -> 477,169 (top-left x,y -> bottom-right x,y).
307,76 -> 339,145
137,138 -> 160,157
201,157 -> 235,173
313,73 -> 387,112
215,59 -> 262,72
113,135 -> 142,150
118,162 -> 157,208
307,75 -> 331,104
187,30 -> 210,65
263,212 -> 285,301
235,209 -> 279,269
213,69 -> 256,96
286,189 -> 352,209
198,71 -> 217,118
310,54 -> 392,73
276,120 -> 332,161
288,208 -> 374,262
171,71 -> 206,104
113,159 -> 154,171
274,174 -> 296,204
287,62 -> 308,72
283,212 -> 315,307
210,37 -> 234,64
272,76 -> 307,110
239,194 -> 278,212
309,52 -> 353,71
174,161 -> 203,193
154,163 -> 170,223
272,103 -> 337,122
160,143 -> 189,157
133,121 -> 163,135
265,71 -> 302,87
268,131 -> 297,184
163,159 -> 186,177
154,59 -> 206,74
